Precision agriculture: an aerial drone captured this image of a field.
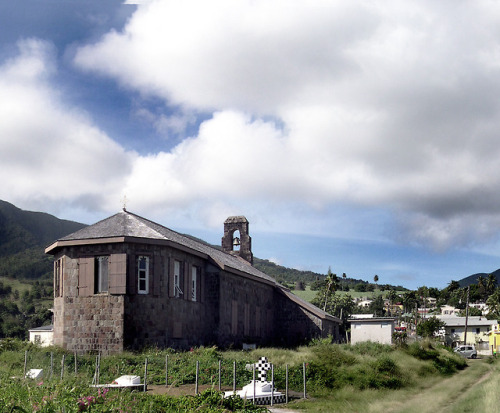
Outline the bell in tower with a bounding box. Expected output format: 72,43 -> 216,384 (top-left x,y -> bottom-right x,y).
221,216 -> 253,264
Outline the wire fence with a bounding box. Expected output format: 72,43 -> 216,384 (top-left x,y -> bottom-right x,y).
19,348 -> 309,400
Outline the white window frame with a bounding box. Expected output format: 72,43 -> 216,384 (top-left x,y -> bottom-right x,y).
174,260 -> 183,298
191,266 -> 198,302
137,256 -> 149,294
95,256 -> 109,293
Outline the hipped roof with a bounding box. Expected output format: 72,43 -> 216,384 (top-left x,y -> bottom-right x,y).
46,209 -> 275,284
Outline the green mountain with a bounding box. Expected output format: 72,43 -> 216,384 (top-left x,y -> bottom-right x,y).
458,269 -> 500,288
0,200 -> 85,279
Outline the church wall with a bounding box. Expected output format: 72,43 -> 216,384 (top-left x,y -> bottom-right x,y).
50,235 -> 339,354
217,271 -> 275,347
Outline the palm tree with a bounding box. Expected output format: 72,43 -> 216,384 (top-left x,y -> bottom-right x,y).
374,274 -> 379,284
323,267 -> 339,311
477,275 -> 487,300
486,273 -> 497,296
387,289 -> 398,316
447,280 -> 460,293
486,287 -> 500,318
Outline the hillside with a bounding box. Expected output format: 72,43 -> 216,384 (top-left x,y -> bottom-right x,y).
0,200 -> 85,279
457,268 -> 500,288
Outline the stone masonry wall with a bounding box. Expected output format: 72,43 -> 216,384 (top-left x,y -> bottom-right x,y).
217,272 -> 275,347
273,290 -> 338,346
123,245 -> 219,350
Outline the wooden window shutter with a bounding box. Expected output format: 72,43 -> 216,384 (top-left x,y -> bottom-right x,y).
153,255 -> 161,296
78,257 -> 94,296
128,254 -> 136,295
109,253 -> 127,295
53,261 -> 59,297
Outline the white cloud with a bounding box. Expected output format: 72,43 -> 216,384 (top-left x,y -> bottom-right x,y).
0,39 -> 134,216
70,0 -> 500,249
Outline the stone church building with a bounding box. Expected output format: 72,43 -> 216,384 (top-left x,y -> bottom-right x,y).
45,210 -> 340,354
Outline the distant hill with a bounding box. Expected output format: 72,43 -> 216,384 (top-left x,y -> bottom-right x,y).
458,269 -> 500,288
0,200 -> 85,279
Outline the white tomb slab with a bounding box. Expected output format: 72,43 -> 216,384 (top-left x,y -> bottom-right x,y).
224,357 -> 286,405
26,369 -> 43,379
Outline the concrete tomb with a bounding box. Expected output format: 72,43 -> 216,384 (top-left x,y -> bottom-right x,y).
224,357 -> 286,405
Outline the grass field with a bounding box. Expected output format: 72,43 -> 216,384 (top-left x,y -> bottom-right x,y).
291,286 -> 401,304
0,276 -> 32,295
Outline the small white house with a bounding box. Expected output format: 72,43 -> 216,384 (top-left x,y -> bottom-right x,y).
28,325 -> 53,347
349,317 -> 396,345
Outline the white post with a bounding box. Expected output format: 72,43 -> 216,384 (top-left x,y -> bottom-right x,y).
271,364 -> 274,406
285,364 -> 289,404
253,364 -> 256,404
195,361 -> 199,395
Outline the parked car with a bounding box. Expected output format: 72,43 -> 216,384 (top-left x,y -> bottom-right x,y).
454,345 -> 477,359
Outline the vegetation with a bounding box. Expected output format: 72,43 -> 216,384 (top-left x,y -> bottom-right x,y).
0,338 -> 472,412
416,316 -> 445,338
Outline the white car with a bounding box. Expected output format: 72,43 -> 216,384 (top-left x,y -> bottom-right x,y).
454,345 -> 477,359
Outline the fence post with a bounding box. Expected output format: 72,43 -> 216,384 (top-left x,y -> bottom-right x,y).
271,364 -> 274,406
218,359 -> 221,391
253,364 -> 256,404
50,352 -> 54,380
165,355 -> 168,387
233,361 -> 236,392
285,364 -> 289,404
60,354 -> 65,380
97,353 -> 101,385
195,361 -> 199,395
302,362 -> 307,399
144,358 -> 148,393
23,350 -> 28,379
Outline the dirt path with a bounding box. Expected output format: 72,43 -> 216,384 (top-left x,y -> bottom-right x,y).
382,360 -> 494,413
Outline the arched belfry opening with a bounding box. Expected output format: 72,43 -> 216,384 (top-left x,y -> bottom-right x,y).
222,216 -> 253,264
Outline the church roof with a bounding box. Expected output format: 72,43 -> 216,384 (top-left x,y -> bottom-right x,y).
45,209 -> 276,285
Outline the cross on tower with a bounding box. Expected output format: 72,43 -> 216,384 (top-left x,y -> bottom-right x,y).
254,357 -> 272,382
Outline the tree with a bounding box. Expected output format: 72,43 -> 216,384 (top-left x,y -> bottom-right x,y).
374,274 -> 379,285
354,283 -> 367,292
486,287 -> 500,319
477,275 -> 487,300
402,291 -> 418,313
369,295 -> 385,317
416,316 -> 445,338
487,273 -> 497,296
447,280 -> 460,293
459,307 -> 482,317
323,267 -> 339,311
387,289 -> 398,316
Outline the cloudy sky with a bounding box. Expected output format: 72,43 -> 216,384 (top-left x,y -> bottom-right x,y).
2,0 -> 500,289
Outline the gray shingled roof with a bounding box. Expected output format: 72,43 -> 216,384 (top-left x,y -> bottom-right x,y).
55,210 -> 276,284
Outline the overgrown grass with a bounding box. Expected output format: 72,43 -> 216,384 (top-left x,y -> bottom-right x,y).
0,338 -> 476,412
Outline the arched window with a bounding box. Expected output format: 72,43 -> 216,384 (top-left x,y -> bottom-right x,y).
232,230 -> 241,251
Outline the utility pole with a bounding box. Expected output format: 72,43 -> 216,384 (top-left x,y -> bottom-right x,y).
464,286 -> 470,345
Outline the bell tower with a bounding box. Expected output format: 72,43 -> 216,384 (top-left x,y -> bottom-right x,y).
221,216 -> 253,264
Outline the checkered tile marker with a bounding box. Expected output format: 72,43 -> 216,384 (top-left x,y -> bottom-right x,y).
255,357 -> 272,382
